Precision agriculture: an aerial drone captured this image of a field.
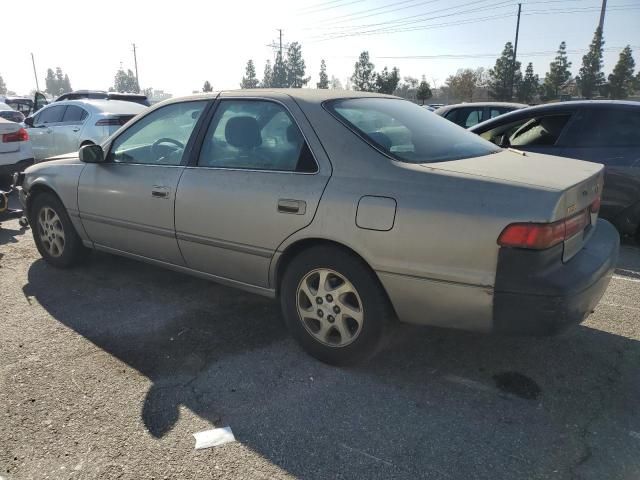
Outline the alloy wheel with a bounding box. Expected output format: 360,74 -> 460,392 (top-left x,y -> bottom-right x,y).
37,207 -> 66,258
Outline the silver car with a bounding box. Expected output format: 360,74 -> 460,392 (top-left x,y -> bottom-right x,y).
15,90 -> 619,365
24,99 -> 147,161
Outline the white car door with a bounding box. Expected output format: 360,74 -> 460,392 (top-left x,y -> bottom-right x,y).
27,105 -> 66,160
57,105 -> 88,154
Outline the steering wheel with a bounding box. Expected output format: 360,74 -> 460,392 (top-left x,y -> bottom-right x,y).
152,137 -> 184,151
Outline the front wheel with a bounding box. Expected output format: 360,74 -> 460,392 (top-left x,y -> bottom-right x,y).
30,192 -> 88,268
280,246 -> 392,365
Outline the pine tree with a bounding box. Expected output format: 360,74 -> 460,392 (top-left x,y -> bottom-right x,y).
286,42 -> 309,88
317,59 -> 329,89
203,80 -> 213,92
488,42 -> 521,101
517,63 -> 539,103
0,74 -> 7,95
62,74 -> 72,93
416,78 -> 432,105
351,51 -> 376,92
375,67 -> 400,94
608,46 -> 636,99
577,27 -> 605,99
240,60 -> 259,89
44,68 -> 57,95
542,41 -> 572,99
261,60 -> 273,88
272,51 -> 288,88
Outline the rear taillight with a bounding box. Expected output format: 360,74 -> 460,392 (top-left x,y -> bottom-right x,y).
95,117 -> 123,126
2,128 -> 29,143
498,209 -> 590,250
590,196 -> 601,214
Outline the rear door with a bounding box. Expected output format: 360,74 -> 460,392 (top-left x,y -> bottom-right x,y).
56,105 -> 89,154
175,94 -> 331,288
557,107 -> 640,222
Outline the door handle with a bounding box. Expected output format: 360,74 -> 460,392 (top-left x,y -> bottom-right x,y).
46,128 -> 52,134
151,186 -> 170,199
277,199 -> 306,215
72,127 -> 80,132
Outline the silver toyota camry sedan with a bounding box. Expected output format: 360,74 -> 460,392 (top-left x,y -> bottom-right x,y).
14,90 -> 619,365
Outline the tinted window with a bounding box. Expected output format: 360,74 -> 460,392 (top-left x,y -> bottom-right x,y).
509,114 -> 571,147
198,100 -> 316,172
110,101 -> 206,166
568,108 -> 640,147
326,98 -> 500,164
490,107 -> 512,119
62,105 -> 88,123
37,105 -> 66,124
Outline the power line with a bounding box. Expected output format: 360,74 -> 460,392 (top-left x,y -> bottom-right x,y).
297,0 -> 368,15
308,0 -> 444,26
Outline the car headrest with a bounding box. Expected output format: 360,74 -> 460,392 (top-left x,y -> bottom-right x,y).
225,116 -> 262,149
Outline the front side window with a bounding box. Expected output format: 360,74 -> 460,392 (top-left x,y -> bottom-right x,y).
197,100 -> 316,172
109,101 -> 207,166
509,114 -> 571,147
326,98 -> 500,164
37,105 -> 66,124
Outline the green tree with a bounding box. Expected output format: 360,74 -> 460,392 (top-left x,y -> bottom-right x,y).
447,68 -> 479,102
542,41 -> 572,99
113,68 -> 138,92
261,60 -> 273,88
351,51 -> 376,92
416,78 -> 432,105
608,46 -> 636,99
517,63 -> 539,103
203,80 -> 213,92
375,66 -> 400,94
317,59 -> 329,89
286,42 -> 309,88
330,75 -> 343,90
577,27 -> 605,99
241,60 -> 259,89
272,51 -> 288,88
63,74 -> 72,93
488,42 -> 521,101
0,74 -> 6,95
45,68 -> 56,95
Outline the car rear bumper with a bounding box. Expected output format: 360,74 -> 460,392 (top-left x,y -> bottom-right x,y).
493,219 -> 619,335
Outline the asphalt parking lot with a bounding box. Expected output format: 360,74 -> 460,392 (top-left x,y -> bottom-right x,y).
1,207 -> 640,479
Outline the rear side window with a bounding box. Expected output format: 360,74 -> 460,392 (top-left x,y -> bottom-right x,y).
62,105 -> 88,123
37,105 -> 66,124
509,114 -> 571,147
198,100 -> 317,172
447,107 -> 482,127
326,98 -> 500,164
566,108 -> 640,147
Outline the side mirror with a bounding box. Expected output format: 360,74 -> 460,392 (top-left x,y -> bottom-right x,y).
24,117 -> 34,127
79,144 -> 105,163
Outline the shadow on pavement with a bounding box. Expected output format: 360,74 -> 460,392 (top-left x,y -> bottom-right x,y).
21,251 -> 640,479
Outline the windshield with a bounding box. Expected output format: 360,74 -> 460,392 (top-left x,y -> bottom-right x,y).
325,98 -> 501,164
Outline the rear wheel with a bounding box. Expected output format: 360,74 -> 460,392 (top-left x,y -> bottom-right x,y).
30,192 -> 88,268
280,246 -> 392,365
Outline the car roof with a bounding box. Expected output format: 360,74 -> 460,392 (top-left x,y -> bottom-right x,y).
46,99 -> 148,114
469,99 -> 640,132
158,89 -> 398,107
435,102 -> 528,114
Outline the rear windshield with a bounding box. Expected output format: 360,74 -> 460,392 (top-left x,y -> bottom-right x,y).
325,98 -> 501,163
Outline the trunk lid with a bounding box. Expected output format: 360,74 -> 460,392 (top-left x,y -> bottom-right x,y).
425,149 -> 603,261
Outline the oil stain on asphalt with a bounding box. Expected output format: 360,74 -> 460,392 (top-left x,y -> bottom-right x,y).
493,372 -> 541,400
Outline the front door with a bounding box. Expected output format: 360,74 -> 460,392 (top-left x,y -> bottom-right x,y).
55,105 -> 88,155
175,96 -> 331,287
78,100 -> 209,264
28,104 -> 66,160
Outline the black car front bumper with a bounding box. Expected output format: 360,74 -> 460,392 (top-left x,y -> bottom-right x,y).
493,219 -> 619,335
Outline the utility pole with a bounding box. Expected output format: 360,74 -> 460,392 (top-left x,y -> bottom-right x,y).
510,3 -> 522,100
132,43 -> 140,93
598,0 -> 607,32
31,53 -> 40,92
278,29 -> 283,57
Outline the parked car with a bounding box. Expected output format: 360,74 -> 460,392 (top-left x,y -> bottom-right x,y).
24,99 -> 147,161
435,102 -> 527,128
469,100 -> 640,240
55,90 -> 151,107
0,103 -> 26,123
15,90 -> 618,365
0,117 -> 33,187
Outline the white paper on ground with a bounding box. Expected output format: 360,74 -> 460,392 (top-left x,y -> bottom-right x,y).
193,426 -> 236,449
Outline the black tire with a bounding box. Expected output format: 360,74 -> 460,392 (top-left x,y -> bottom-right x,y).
280,245 -> 393,366
30,192 -> 88,268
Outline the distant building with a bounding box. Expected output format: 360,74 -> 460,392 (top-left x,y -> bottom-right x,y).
150,89 -> 172,104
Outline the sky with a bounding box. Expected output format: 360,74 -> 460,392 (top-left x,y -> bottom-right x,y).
2,0 -> 639,97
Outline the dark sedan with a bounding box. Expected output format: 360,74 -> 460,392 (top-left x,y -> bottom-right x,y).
470,100 -> 640,240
